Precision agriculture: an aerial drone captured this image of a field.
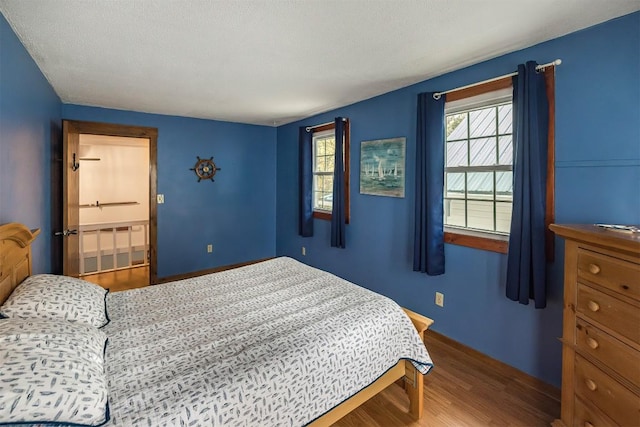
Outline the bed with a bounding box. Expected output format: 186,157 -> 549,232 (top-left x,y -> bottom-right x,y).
0,222 -> 433,426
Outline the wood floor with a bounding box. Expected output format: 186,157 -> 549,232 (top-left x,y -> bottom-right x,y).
87,272 -> 560,426
82,266 -> 149,292
335,331 -> 560,427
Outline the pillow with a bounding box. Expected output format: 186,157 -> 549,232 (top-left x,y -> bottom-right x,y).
0,274 -> 109,328
0,318 -> 110,426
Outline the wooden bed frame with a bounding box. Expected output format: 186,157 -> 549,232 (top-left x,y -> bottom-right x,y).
0,222 -> 431,426
0,223 -> 39,304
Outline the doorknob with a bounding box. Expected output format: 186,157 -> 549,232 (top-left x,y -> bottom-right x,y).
54,229 -> 78,237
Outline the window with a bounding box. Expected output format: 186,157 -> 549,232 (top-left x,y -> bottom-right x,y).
313,129 -> 335,212
310,122 -> 350,221
444,95 -> 513,235
441,72 -> 555,255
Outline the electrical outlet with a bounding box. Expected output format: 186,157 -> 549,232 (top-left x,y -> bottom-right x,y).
301,246 -> 306,256
435,292 -> 444,307
207,244 -> 213,253
157,194 -> 165,204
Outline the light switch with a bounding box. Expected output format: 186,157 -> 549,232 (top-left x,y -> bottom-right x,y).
157,194 -> 165,204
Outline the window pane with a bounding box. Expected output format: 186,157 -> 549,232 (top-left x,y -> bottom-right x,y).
443,100 -> 514,237
446,140 -> 467,167
467,200 -> 494,231
496,171 -> 513,201
325,155 -> 334,173
445,172 -> 465,199
469,107 -> 496,138
467,172 -> 493,200
498,104 -> 512,134
446,113 -> 467,140
325,138 -> 335,155
470,137 -> 497,166
498,135 -> 513,165
313,175 -> 333,211
322,175 -> 333,192
316,139 -> 325,157
319,193 -> 333,211
444,198 -> 466,227
496,201 -> 512,233
313,175 -> 323,210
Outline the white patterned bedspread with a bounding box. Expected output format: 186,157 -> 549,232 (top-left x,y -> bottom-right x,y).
102,257 -> 433,427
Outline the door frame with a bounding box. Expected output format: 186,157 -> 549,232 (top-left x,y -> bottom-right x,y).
63,120 -> 159,284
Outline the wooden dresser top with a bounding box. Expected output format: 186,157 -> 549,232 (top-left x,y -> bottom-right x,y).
550,224 -> 640,256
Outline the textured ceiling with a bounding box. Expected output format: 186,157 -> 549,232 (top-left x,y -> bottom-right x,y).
1,1 -> 638,126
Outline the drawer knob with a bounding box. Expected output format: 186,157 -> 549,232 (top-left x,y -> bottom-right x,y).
587,300 -> 600,312
588,263 -> 601,275
586,337 -> 599,349
585,422 -> 594,427
585,379 -> 597,391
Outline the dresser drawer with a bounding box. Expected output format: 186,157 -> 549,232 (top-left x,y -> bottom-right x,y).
577,284 -> 640,345
575,355 -> 640,427
578,249 -> 640,302
576,319 -> 640,389
574,396 -> 616,427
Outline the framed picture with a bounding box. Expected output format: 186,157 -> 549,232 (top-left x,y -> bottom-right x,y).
360,137 -> 406,198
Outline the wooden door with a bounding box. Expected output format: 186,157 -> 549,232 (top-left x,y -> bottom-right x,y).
60,120 -> 159,283
62,120 -> 80,277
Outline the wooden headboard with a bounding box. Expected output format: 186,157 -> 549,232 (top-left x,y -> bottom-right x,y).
0,223 -> 40,305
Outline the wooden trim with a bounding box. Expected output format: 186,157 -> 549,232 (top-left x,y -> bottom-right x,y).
63,120 -> 159,284
544,68 -> 556,262
148,133 -> 158,284
444,231 -> 508,254
62,121 -> 81,276
155,257 -> 273,284
309,119 -> 351,224
425,329 -> 561,403
312,123 -> 335,133
445,76 -> 512,102
64,120 -> 158,139
313,210 -> 332,221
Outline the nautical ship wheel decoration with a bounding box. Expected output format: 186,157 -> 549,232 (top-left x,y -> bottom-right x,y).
190,156 -> 221,182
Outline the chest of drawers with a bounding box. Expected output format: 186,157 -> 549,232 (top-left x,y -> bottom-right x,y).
550,224 -> 640,427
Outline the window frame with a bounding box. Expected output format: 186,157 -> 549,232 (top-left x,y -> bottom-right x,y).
310,121 -> 350,222
443,72 -> 555,255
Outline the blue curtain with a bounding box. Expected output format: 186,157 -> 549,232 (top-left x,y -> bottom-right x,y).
413,93 -> 445,275
331,117 -> 346,248
506,61 -> 549,308
298,126 -> 313,237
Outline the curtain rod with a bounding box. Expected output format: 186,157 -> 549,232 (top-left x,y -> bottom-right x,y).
305,117 -> 348,132
433,59 -> 562,100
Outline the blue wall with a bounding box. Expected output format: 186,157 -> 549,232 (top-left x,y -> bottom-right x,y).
3,6 -> 638,387
275,12 -> 640,387
0,14 -> 61,273
62,105 -> 277,278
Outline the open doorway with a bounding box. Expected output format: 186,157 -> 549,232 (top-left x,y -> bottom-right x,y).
61,120 -> 158,287
79,135 -> 150,291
